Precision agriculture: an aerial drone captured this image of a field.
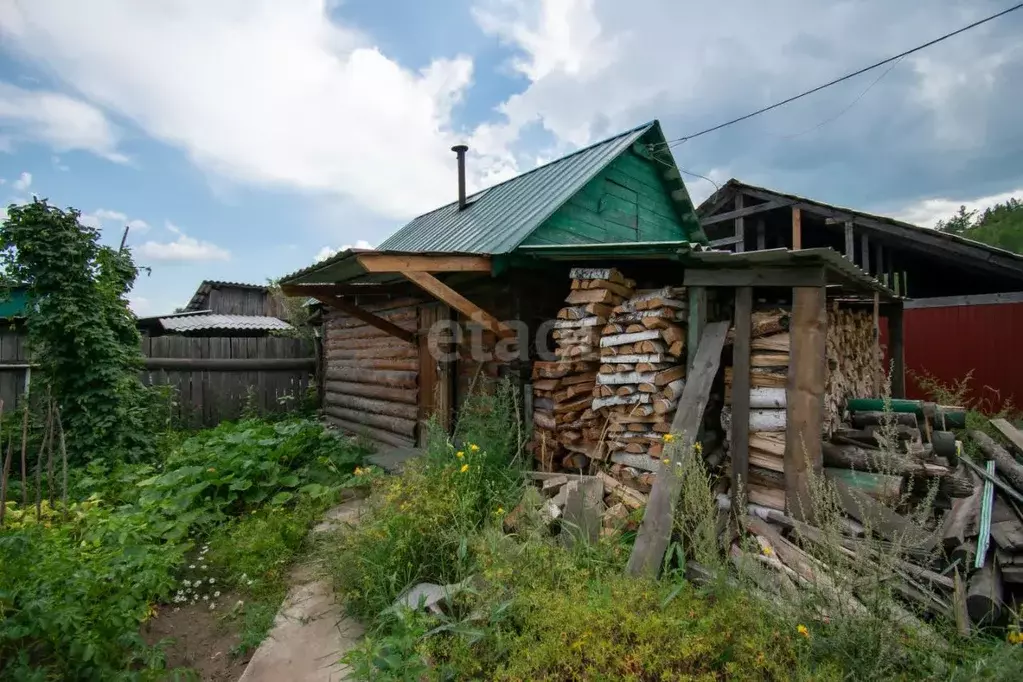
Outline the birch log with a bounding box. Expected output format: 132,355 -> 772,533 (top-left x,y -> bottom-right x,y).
750,409 -> 787,432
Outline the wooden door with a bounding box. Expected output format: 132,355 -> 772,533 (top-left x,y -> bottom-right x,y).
418,302 -> 453,446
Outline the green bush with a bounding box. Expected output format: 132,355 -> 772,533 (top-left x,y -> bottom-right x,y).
0,503 -> 184,680
0,416 -> 369,680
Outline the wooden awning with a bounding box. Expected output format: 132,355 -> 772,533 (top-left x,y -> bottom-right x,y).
281,249 -> 515,340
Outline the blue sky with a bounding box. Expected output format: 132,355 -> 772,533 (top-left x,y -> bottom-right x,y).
1,0 -> 1021,315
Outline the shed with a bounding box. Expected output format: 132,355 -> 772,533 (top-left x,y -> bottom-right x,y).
698,179 -> 1023,408
184,280 -> 287,317
281,120 -> 705,448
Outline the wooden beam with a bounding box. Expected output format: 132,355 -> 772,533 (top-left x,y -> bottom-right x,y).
402,270 -> 516,338
684,267 -> 825,288
732,287 -> 753,507
861,233 -> 871,273
734,195 -> 745,253
144,357 -> 315,371
357,253 -> 492,273
888,303 -> 906,398
756,218 -> 766,251
321,297 -> 417,344
687,286 -> 707,373
887,252 -> 896,295
874,242 -> 884,285
701,198 -> 786,227
627,320 -> 730,577
873,292 -> 881,395
791,207 -> 802,250
785,286 -> 826,522
844,221 -> 855,262
991,419 -> 1023,457
708,235 -> 744,248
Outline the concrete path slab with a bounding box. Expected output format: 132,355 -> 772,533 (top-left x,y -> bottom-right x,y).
237,498 -> 367,682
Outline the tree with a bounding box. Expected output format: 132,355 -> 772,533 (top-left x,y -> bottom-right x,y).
935,197 -> 1023,254
0,199 -> 155,463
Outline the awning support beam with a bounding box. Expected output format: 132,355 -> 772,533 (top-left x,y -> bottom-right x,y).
318,296 -> 416,344
401,271 -> 516,338
357,254 -> 492,273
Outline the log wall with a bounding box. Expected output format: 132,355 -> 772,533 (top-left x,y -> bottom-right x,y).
322,297 -> 422,448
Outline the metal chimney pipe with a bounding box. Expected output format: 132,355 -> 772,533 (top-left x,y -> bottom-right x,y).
451,144 -> 468,210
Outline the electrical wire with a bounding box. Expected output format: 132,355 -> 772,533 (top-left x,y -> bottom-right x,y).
650,2 -> 1023,149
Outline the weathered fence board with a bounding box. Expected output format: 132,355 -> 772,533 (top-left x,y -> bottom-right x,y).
0,334 -> 314,428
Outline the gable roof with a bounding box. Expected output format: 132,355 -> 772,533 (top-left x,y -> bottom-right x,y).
377,120 -> 690,255
185,280 -> 268,312
699,179 -> 1023,281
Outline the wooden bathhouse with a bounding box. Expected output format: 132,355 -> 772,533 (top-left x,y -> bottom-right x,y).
280,119 -> 905,521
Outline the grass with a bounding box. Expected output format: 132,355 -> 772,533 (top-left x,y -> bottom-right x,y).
329,377 -> 1023,681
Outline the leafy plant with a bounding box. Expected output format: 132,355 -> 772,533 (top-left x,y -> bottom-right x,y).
0,199 -> 155,464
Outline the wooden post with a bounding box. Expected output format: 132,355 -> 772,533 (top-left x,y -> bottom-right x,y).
756,218 -> 766,251
734,195 -> 745,253
889,303 -> 906,398
874,243 -> 884,286
861,233 -> 871,273
687,286 -> 707,373
886,253 -> 896,294
785,286 -> 826,522
873,292 -> 881,395
844,221 -> 855,262
791,207 -> 802,250
731,287 -> 753,506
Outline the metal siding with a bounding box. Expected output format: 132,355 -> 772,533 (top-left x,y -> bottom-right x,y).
883,302 -> 1023,411
377,122 -> 657,254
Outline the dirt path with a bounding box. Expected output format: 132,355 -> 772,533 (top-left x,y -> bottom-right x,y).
236,498 -> 368,682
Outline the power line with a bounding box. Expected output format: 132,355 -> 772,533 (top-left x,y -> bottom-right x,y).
652,2 -> 1023,149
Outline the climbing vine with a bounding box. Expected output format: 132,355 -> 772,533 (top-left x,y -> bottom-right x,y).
0,199 -> 155,463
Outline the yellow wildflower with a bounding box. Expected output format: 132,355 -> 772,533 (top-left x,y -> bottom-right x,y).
460,464 -> 469,473
456,451 -> 464,459
1010,631 -> 1021,645
662,433 -> 675,443
797,624 -> 810,639
496,507 -> 505,515
693,441 -> 703,454
662,458 -> 670,465
469,444 -> 480,452
207,467 -> 216,473
762,546 -> 774,557
354,467 -> 364,476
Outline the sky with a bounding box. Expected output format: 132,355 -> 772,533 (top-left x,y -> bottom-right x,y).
1,0 -> 1021,315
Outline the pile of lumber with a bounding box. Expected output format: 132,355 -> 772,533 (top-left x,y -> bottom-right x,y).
722,308 -> 791,511
529,268 -> 636,472
593,285 -> 687,474
515,471 -> 648,541
824,306 -> 881,435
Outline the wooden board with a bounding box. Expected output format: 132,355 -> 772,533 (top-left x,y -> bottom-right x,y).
731,286 -> 752,505
627,319 -> 729,577
785,287 -> 826,522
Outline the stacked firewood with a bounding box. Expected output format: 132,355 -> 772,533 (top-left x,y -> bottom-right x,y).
530,268 -> 635,472
722,308 -> 791,511
593,286 -> 687,473
824,306 -> 881,435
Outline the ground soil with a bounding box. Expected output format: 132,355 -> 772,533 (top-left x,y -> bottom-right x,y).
142,592 -> 250,681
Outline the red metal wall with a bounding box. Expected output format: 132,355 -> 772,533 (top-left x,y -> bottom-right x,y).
881,300 -> 1023,412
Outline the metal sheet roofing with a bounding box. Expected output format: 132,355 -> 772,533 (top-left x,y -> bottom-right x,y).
376,121 -> 659,255
159,313 -> 292,333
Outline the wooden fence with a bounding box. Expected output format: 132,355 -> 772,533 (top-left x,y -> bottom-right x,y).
0,333 -> 316,428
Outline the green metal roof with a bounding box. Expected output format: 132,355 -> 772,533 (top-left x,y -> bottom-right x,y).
0,288 -> 28,319
378,120 -> 670,254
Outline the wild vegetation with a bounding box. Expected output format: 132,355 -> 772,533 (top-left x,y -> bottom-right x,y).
332,378 -> 1023,681
0,202 -> 374,680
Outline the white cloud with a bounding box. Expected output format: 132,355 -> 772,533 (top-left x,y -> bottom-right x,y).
892,187 -> 1023,228
0,83 -> 126,162
136,234 -> 231,262
127,218 -> 149,232
80,207 -> 144,231
52,155 -> 69,171
0,1 -> 479,219
314,238 -> 373,262
94,208 -> 127,222
127,295 -> 151,315
12,171 -> 31,192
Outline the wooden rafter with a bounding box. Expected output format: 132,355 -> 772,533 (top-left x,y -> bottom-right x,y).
280,283 -> 409,298
357,253 -> 492,273
401,271 -> 516,338
319,297 -> 416,344
701,198 -> 786,226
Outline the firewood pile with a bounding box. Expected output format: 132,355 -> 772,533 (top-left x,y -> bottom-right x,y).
721,308 -> 791,511
824,306 -> 881,435
719,402 -> 1023,634
594,285 -> 686,471
529,268 -> 636,472
512,471 -> 648,541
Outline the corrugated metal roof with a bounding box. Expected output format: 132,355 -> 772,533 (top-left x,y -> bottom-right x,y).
159,314 -> 293,333
377,121 -> 659,254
